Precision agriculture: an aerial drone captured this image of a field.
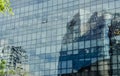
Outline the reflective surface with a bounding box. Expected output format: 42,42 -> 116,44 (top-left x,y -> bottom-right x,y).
0,0 -> 120,76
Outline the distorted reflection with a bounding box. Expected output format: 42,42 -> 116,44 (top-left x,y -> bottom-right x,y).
58,11 -> 120,76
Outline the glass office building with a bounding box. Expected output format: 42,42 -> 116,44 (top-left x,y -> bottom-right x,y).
0,0 -> 120,76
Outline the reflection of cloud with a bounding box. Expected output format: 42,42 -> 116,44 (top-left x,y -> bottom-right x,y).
79,9 -> 90,15
79,9 -> 91,36
104,13 -> 112,19
80,11 -> 113,36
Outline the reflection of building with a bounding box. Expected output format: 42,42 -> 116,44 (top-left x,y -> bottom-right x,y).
59,11 -> 112,76
58,13 -> 81,75
62,13 -> 80,44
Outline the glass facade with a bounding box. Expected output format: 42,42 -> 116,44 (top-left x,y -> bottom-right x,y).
0,0 -> 120,76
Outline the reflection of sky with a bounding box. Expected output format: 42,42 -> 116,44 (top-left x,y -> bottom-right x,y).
0,0 -> 120,75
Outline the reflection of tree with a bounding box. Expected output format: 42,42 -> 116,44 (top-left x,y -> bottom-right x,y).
14,65 -> 29,76
109,13 -> 120,53
10,46 -> 28,69
0,46 -> 28,76
108,13 -> 120,76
